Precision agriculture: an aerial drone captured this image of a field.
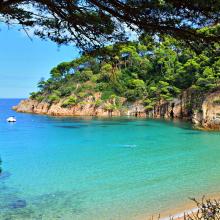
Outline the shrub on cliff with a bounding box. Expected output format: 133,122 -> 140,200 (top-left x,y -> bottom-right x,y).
213,99 -> 220,105
59,86 -> 76,97
93,99 -> 103,108
35,95 -> 44,102
30,92 -> 38,99
47,93 -> 60,104
101,91 -> 115,101
30,92 -> 44,102
104,103 -> 117,112
62,96 -> 78,107
74,69 -> 93,82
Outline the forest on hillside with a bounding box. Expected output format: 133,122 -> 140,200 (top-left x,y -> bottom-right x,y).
30,35 -> 220,112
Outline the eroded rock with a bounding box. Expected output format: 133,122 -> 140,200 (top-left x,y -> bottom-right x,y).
13,89 -> 220,130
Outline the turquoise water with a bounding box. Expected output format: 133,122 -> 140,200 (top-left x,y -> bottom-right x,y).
1,99 -> 220,219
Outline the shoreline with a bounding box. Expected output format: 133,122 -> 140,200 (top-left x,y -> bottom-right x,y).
13,97 -> 220,131
132,192 -> 220,220
13,107 -> 219,132
161,209 -> 199,220
158,192 -> 220,220
161,205 -> 198,220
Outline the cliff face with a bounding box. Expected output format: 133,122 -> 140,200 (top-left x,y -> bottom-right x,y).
13,98 -> 146,117
13,90 -> 220,130
145,89 -> 220,130
199,91 -> 220,129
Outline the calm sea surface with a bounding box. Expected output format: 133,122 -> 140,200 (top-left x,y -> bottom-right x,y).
1,99 -> 220,219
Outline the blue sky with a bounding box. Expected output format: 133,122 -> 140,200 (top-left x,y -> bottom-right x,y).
0,25 -> 80,98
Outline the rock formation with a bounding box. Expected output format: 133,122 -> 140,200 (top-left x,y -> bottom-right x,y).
13,89 -> 220,130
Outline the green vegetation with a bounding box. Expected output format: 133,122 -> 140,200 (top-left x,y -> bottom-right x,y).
61,96 -> 78,107
30,35 -> 220,111
2,1 -> 220,51
213,98 -> 220,105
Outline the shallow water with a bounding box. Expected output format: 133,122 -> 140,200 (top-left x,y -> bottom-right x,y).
1,99 -> 220,219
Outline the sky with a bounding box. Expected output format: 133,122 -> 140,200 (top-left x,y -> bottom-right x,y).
0,25 -> 80,98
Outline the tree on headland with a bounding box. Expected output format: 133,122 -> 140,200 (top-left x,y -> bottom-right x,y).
29,35 -> 220,113
1,1 -> 220,51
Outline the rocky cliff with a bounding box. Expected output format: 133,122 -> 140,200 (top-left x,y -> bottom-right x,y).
145,89 -> 220,130
13,97 -> 146,117
198,91 -> 220,129
13,89 -> 220,130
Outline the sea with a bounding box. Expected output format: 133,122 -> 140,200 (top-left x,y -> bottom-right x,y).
1,99 -> 220,220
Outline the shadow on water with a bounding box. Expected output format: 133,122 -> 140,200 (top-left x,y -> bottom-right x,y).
95,122 -> 128,126
50,115 -> 143,124
151,118 -> 192,128
180,131 -> 202,135
135,124 -> 151,127
53,118 -> 134,128
29,113 -> 202,132
55,125 -> 88,129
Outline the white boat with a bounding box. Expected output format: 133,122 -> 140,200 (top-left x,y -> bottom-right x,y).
7,116 -> 16,122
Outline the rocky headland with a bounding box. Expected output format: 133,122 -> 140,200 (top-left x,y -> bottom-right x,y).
13,89 -> 220,130
13,36 -> 220,130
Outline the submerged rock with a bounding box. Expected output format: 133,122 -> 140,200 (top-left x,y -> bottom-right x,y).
0,171 -> 11,181
8,199 -> 27,209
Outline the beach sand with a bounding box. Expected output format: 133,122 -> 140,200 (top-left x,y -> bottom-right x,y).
164,192 -> 220,220
140,192 -> 220,220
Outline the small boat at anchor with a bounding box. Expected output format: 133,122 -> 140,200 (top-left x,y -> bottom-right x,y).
7,116 -> 16,123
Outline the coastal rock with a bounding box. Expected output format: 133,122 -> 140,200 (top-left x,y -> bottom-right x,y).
13,98 -> 146,118
13,89 -> 220,130
201,91 -> 220,130
145,89 -> 220,130
13,99 -> 49,114
192,110 -> 203,125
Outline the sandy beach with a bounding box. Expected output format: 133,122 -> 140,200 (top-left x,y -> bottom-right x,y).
162,192 -> 220,220
139,192 -> 220,220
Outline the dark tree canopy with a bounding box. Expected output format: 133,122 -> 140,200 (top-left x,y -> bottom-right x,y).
1,0 -> 220,51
